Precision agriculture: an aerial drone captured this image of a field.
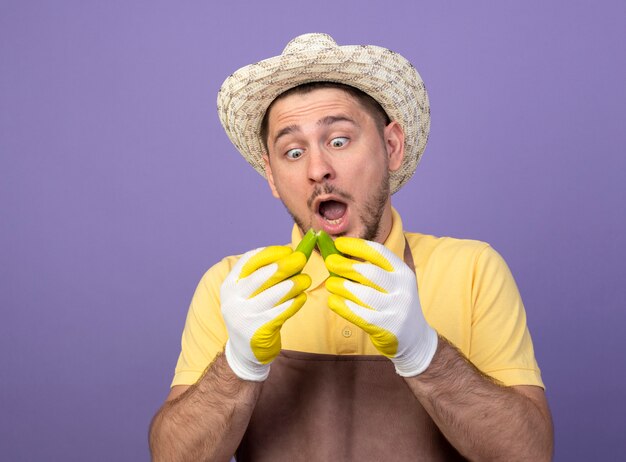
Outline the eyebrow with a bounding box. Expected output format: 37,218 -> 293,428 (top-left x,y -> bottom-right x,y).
272,115 -> 359,146
273,125 -> 300,145
317,115 -> 358,128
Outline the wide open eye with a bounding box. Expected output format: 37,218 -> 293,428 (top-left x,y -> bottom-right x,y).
286,148 -> 304,159
330,137 -> 349,148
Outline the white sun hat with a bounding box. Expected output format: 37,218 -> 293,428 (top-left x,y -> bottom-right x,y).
217,33 -> 430,194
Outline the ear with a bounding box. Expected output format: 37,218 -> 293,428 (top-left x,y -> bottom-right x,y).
263,154 -> 281,199
384,121 -> 405,172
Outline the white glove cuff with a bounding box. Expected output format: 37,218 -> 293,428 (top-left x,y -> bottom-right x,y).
393,326 -> 439,377
224,340 -> 270,382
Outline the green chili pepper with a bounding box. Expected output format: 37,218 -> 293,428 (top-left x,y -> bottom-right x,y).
316,230 -> 342,277
315,230 -> 339,260
295,228 -> 317,260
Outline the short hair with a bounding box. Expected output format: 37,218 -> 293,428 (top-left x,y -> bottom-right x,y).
260,82 -> 391,154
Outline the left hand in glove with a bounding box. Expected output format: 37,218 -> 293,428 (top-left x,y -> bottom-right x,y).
324,237 -> 438,377
221,245 -> 311,381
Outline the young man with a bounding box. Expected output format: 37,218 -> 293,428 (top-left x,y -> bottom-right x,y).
150,33 -> 553,461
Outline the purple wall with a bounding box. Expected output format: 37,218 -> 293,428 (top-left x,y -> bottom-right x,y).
1,1 -> 624,460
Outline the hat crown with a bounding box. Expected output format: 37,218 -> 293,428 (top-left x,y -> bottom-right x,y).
282,33 -> 337,54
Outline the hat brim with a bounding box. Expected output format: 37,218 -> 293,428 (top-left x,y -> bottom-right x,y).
217,37 -> 430,194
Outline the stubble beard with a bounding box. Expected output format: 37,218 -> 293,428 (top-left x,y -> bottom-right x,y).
283,171 -> 391,242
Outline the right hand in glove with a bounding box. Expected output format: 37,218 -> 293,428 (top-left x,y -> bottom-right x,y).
324,237 -> 438,377
221,242 -> 313,382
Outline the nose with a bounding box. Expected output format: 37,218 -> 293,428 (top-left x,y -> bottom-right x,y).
307,147 -> 335,184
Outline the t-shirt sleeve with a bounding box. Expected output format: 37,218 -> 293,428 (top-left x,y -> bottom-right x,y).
170,257 -> 236,387
469,245 -> 544,388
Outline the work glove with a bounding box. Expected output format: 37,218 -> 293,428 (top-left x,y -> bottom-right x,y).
221,245 -> 311,381
324,237 -> 438,377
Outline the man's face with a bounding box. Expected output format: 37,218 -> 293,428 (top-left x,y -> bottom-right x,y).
263,87 -> 404,243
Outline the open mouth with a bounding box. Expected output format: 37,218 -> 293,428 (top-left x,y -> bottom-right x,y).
318,199 -> 348,225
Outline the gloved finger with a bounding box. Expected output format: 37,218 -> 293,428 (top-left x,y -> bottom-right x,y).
250,293 -> 307,364
336,277 -> 393,309
334,237 -> 396,271
237,261 -> 282,299
239,246 -> 294,279
224,247 -> 265,286
327,293 -> 375,331
325,253 -> 386,293
262,292 -> 308,327
276,273 -> 312,305
237,250 -> 308,299
250,251 -> 307,297
327,295 -> 399,357
328,291 -> 389,328
351,262 -> 398,294
325,276 -> 373,308
251,273 -> 310,310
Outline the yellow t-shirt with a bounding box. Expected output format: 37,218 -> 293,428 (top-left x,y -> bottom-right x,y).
172,209 -> 543,388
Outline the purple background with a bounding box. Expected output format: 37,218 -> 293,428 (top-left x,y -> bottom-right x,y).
1,1 -> 624,460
